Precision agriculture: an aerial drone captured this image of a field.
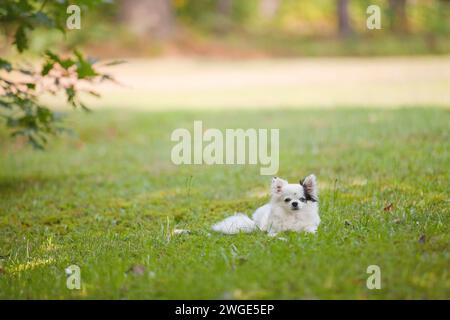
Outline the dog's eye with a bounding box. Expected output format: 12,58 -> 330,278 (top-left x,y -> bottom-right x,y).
299,197 -> 306,202
284,198 -> 291,202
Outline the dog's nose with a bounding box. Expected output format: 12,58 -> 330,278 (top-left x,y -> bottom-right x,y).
292,201 -> 298,207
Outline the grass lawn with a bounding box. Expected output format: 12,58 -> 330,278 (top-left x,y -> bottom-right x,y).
0,107 -> 448,299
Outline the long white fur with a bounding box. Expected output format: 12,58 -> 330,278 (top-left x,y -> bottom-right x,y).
211,213 -> 257,234
211,175 -> 320,236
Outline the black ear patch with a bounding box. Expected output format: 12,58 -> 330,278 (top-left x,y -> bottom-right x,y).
300,175 -> 318,202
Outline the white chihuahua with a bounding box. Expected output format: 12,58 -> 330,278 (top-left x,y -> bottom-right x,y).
212,175 -> 320,236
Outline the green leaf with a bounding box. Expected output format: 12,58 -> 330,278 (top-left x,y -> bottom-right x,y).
65,86 -> 76,106
32,12 -> 54,28
0,8 -> 7,17
45,50 -> 61,63
60,58 -> 76,69
37,107 -> 53,123
14,24 -> 28,53
0,58 -> 12,72
28,134 -> 45,150
79,102 -> 92,112
74,50 -> 98,79
103,60 -> 127,67
41,62 -> 54,76
45,50 -> 75,70
25,83 -> 36,90
0,98 -> 12,109
87,90 -> 101,98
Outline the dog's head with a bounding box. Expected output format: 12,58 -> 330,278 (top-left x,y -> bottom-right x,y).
270,175 -> 318,211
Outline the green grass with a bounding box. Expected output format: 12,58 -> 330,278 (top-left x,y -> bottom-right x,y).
0,107 -> 449,299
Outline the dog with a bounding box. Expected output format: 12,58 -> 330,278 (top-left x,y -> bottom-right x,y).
212,175 -> 320,236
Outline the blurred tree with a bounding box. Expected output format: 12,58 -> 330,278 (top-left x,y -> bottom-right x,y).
337,0 -> 352,37
119,0 -> 175,39
389,0 -> 408,33
217,0 -> 233,17
0,0 -> 116,148
215,0 -> 233,33
259,0 -> 280,19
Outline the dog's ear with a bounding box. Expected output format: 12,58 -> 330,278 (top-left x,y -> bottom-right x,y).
300,174 -> 318,202
271,177 -> 287,195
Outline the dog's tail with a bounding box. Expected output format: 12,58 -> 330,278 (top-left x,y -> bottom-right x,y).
211,213 -> 257,234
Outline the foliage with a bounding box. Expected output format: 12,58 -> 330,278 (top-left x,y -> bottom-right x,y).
174,0 -> 260,31
174,0 -> 450,36
0,0 -> 115,149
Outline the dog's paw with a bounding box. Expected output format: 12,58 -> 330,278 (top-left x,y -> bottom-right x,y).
304,226 -> 317,234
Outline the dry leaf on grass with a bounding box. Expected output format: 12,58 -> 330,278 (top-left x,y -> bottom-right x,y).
128,264 -> 146,276
418,234 -> 426,244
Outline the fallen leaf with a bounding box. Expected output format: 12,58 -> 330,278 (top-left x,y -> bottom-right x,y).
419,234 -> 426,244
128,264 -> 146,276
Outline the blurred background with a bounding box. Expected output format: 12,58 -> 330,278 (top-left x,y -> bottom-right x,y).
1,0 -> 449,110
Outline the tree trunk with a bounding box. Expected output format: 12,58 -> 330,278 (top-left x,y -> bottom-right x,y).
119,0 -> 175,40
389,0 -> 408,33
260,0 -> 280,19
214,0 -> 233,34
217,0 -> 233,17
337,0 -> 352,37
